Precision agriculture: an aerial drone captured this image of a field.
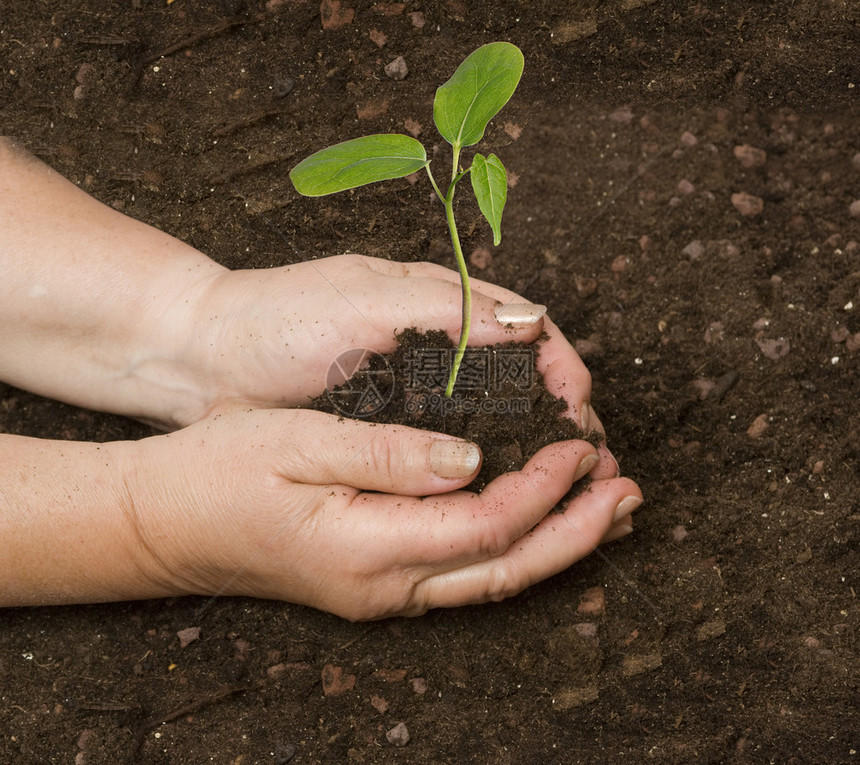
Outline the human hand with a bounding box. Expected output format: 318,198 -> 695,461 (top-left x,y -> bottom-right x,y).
171,254 -> 548,425
173,254 -> 619,476
124,408 -> 640,620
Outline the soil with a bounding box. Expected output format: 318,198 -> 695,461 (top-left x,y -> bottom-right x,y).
310,328 -> 588,492
1,1 -> 858,763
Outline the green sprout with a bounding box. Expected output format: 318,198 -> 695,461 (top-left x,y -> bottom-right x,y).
290,42 -> 524,397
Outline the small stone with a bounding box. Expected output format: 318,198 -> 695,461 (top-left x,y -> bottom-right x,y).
386,722 -> 410,747
622,652 -> 662,677
553,686 -> 599,710
677,179 -> 695,195
611,255 -> 629,273
370,694 -> 390,714
77,729 -> 96,750
551,19 -> 598,44
681,240 -> 705,260
321,664 -> 356,697
733,144 -> 767,168
608,106 -> 633,124
574,338 -> 603,358
403,117 -> 421,137
638,234 -> 651,252
575,275 -> 598,298
177,626 -> 200,648
747,414 -> 769,438
672,525 -> 688,542
384,56 -> 408,81
577,585 -> 605,615
731,192 -> 764,217
320,0 -> 354,30
504,121 -> 522,140
703,321 -> 724,343
356,99 -> 389,120
274,743 -> 297,764
573,622 -> 599,643
755,336 -> 790,360
410,677 -> 428,694
369,28 -> 387,47
469,247 -> 492,269
75,63 -> 93,85
680,131 -> 698,147
267,663 -> 287,680
692,379 -> 715,399
272,77 -> 295,98
697,618 -> 726,642
849,199 -> 860,218
409,11 -> 426,28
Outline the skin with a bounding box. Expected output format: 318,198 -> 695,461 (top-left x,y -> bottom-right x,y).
0,137 -> 641,620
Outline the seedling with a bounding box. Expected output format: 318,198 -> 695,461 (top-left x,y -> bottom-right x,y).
290,42 -> 524,396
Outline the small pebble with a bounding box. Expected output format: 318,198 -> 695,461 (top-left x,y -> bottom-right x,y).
849,199 -> 860,218
682,240 -> 705,260
733,144 -> 767,168
577,585 -> 605,615
369,28 -> 387,47
409,11 -> 426,28
731,192 -> 764,217
680,131 -> 698,147
755,336 -> 790,359
677,179 -> 695,195
672,525 -> 688,542
177,626 -> 200,647
386,722 -> 410,747
747,413 -> 769,438
609,106 -> 633,124
384,56 -> 408,81
272,77 -> 295,97
469,247 -> 491,269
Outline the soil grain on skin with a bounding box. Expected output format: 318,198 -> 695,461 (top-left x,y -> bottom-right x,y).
1,2 -> 858,764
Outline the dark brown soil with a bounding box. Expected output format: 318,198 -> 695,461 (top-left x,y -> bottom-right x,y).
2,2 -> 858,763
310,329 -> 587,492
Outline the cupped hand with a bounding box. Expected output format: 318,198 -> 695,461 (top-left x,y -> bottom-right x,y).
172,254 -> 618,476
125,408 -> 640,621
171,254 -> 546,425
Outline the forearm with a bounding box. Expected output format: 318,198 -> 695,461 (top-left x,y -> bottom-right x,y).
0,433 -> 175,606
0,137 -> 226,428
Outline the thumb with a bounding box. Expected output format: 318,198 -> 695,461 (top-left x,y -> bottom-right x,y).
271,409 -> 483,495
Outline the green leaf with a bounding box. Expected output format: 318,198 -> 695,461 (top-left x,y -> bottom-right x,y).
290,134 -> 427,196
470,153 -> 507,246
433,42 -> 524,150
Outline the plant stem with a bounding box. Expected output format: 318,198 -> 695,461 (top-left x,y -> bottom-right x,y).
443,179 -> 470,398
424,165 -> 445,204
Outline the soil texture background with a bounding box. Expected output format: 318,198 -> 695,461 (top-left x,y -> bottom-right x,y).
1,1 -> 858,763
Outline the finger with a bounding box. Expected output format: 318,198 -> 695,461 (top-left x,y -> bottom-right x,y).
355,256 -> 547,346
413,477 -> 642,612
590,441 -> 620,480
357,439 -> 598,574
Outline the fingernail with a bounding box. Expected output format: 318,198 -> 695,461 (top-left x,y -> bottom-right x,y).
613,495 -> 642,523
604,523 -> 633,543
580,402 -> 591,430
430,440 -> 482,479
573,453 -> 600,482
494,302 -> 547,326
